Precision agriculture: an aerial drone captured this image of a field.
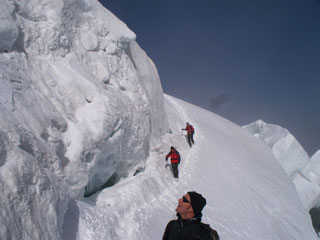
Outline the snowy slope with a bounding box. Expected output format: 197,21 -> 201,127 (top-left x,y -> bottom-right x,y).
63,95 -> 316,240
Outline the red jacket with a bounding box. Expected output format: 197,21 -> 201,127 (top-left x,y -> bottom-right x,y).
166,150 -> 180,164
184,124 -> 194,134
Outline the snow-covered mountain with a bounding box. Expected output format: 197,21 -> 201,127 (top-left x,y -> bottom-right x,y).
0,0 -> 318,239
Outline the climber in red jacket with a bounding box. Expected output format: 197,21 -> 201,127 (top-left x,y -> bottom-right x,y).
165,146 -> 181,179
182,122 -> 195,147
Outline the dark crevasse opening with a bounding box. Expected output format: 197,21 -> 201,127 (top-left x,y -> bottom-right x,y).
83,165 -> 146,198
309,207 -> 320,237
83,173 -> 119,198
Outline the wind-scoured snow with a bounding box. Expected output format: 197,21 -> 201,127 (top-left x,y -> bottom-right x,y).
0,0 -> 317,239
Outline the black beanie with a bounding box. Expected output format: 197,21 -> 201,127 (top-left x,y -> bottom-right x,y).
188,191 -> 206,218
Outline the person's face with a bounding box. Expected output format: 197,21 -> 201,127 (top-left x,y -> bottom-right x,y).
176,193 -> 193,216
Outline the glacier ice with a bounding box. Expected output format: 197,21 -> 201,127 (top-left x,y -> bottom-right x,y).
243,120 -> 320,211
294,151 -> 320,210
0,0 -> 167,238
243,119 -> 309,178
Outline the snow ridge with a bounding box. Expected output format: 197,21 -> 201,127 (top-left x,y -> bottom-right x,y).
243,119 -> 309,177
243,120 -> 320,211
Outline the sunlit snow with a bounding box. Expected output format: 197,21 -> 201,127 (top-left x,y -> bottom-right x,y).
62,95 -> 317,240
0,0 -> 318,239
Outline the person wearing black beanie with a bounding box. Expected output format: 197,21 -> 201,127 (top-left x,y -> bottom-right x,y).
162,191 -> 219,240
187,191 -> 207,220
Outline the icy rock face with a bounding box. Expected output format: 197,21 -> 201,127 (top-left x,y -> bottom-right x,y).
243,120 -> 309,178
294,151 -> 320,210
0,0 -> 167,239
0,1 -> 19,52
0,52 -> 70,240
0,147 -> 68,240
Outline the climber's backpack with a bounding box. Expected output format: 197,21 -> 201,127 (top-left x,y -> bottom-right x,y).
163,220 -> 219,240
195,222 -> 220,240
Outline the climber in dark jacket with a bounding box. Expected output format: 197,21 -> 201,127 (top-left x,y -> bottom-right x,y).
182,122 -> 195,147
162,191 -> 219,240
165,146 -> 181,178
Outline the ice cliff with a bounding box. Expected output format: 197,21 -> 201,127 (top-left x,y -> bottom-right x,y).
294,151 -> 320,210
0,0 -> 167,239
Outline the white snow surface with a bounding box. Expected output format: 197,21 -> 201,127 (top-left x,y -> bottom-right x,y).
243,120 -> 309,178
61,95 -> 317,240
0,0 -> 317,239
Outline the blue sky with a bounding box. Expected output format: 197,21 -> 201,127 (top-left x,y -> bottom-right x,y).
100,0 -> 320,155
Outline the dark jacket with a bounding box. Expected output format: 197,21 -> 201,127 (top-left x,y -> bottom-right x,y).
162,217 -> 213,240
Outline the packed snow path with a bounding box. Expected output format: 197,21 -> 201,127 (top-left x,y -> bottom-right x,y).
63,95 -> 316,240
